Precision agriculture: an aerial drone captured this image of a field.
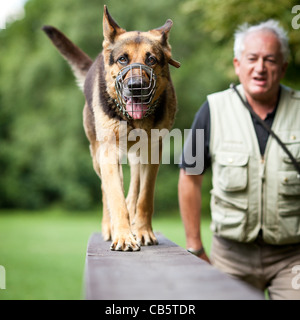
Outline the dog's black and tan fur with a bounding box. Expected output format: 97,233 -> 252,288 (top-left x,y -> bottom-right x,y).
43,6 -> 180,251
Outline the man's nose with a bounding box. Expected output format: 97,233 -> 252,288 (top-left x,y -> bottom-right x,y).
255,58 -> 266,73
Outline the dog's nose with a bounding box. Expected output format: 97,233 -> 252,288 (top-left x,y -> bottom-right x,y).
127,77 -> 149,93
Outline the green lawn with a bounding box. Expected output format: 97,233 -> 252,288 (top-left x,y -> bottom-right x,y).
0,209 -> 212,300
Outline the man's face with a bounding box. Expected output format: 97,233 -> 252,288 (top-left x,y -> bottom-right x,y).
233,31 -> 288,102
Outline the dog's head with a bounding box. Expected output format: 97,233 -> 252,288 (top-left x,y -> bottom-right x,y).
102,6 -> 180,120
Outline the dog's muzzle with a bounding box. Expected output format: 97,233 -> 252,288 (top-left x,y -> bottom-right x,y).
115,63 -> 157,120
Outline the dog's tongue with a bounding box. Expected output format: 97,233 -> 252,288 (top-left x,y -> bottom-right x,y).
126,98 -> 148,120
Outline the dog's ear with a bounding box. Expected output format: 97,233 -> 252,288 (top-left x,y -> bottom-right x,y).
153,19 -> 173,43
151,19 -> 181,68
103,5 -> 126,43
168,58 -> 181,68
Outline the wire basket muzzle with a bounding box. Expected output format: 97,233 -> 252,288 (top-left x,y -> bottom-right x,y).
115,63 -> 157,119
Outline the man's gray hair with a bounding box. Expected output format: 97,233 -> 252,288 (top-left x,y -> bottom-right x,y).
234,19 -> 290,62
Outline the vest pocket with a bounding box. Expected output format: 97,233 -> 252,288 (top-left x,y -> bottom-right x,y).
278,171 -> 300,215
215,152 -> 249,192
277,170 -> 300,242
211,152 -> 249,241
210,191 -> 248,241
277,131 -> 300,216
279,130 -> 300,170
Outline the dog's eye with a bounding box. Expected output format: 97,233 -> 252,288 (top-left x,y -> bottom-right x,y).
117,55 -> 129,66
146,55 -> 157,66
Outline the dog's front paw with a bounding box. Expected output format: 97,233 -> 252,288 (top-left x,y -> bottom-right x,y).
134,228 -> 158,246
110,231 -> 140,252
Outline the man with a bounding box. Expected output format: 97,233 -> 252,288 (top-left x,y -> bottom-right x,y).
178,20 -> 300,299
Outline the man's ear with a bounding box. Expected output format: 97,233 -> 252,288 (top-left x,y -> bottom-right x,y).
103,5 -> 126,43
233,58 -> 240,76
281,62 -> 288,79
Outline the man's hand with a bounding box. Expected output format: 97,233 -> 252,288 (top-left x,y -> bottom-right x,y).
188,247 -> 210,263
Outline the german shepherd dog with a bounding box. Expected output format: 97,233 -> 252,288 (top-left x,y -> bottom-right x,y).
43,6 -> 180,251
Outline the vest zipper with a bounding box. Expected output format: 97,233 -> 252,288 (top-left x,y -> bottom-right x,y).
259,156 -> 266,234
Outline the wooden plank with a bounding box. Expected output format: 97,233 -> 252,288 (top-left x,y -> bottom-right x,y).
84,232 -> 264,300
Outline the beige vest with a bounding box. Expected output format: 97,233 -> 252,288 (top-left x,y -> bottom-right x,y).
208,84 -> 300,245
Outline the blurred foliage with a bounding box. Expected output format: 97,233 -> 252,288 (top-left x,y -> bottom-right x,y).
181,0 -> 300,86
0,0 -> 299,211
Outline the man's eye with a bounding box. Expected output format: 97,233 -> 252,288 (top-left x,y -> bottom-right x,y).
118,56 -> 128,65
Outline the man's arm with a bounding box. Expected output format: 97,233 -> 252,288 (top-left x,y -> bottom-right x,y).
178,168 -> 210,262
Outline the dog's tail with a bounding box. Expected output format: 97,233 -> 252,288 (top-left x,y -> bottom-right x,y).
42,26 -> 93,90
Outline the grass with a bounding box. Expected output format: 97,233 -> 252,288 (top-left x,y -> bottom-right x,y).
0,209 -> 212,300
